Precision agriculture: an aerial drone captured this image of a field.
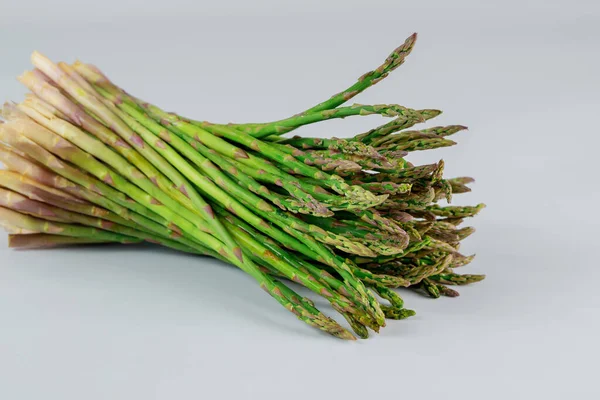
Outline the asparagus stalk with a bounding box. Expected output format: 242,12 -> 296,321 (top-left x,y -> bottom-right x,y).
0,186 -> 203,253
231,103 -> 424,137
279,137 -> 385,160
230,33 -> 418,138
219,209 -> 383,329
0,37 -> 487,339
72,67 -> 390,211
18,69 -> 225,238
0,137 -> 182,239
0,206 -> 139,243
18,58 -> 382,337
355,110 -> 438,146
8,233 -> 113,248
82,76 -> 420,322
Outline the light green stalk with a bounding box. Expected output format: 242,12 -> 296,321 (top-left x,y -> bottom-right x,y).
0,206 -> 139,243
0,137 -> 183,241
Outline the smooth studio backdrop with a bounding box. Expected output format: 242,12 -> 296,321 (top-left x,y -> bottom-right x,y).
1,1 -> 599,399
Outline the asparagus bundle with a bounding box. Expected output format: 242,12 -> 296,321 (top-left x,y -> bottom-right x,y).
0,33 -> 485,339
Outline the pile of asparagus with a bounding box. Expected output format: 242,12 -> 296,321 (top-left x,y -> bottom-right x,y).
0,33 -> 484,339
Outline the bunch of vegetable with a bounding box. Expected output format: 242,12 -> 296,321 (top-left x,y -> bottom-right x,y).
0,33 -> 484,339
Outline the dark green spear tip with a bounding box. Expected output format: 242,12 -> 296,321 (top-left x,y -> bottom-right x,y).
449,176 -> 475,185
353,326 -> 369,339
426,203 -> 486,218
451,254 -> 476,268
430,272 -> 485,285
372,284 -> 405,308
422,278 -> 441,298
446,125 -> 469,136
323,318 -> 357,341
432,159 -> 445,183
410,138 -> 457,152
381,306 -> 416,320
379,149 -> 408,159
320,230 -> 379,257
418,109 -> 443,121
361,182 -> 412,196
332,139 -> 386,160
456,226 -> 476,240
447,180 -> 472,195
428,125 -> 469,137
343,184 -> 390,208
344,315 -> 369,339
440,179 -> 453,203
293,200 -> 334,218
382,274 -> 411,288
437,284 -> 460,297
385,33 -> 418,73
464,274 -> 486,283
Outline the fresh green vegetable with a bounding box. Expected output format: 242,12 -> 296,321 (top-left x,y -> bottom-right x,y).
0,33 -> 484,339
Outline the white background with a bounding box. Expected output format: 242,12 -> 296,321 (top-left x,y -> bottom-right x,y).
1,1 -> 599,398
